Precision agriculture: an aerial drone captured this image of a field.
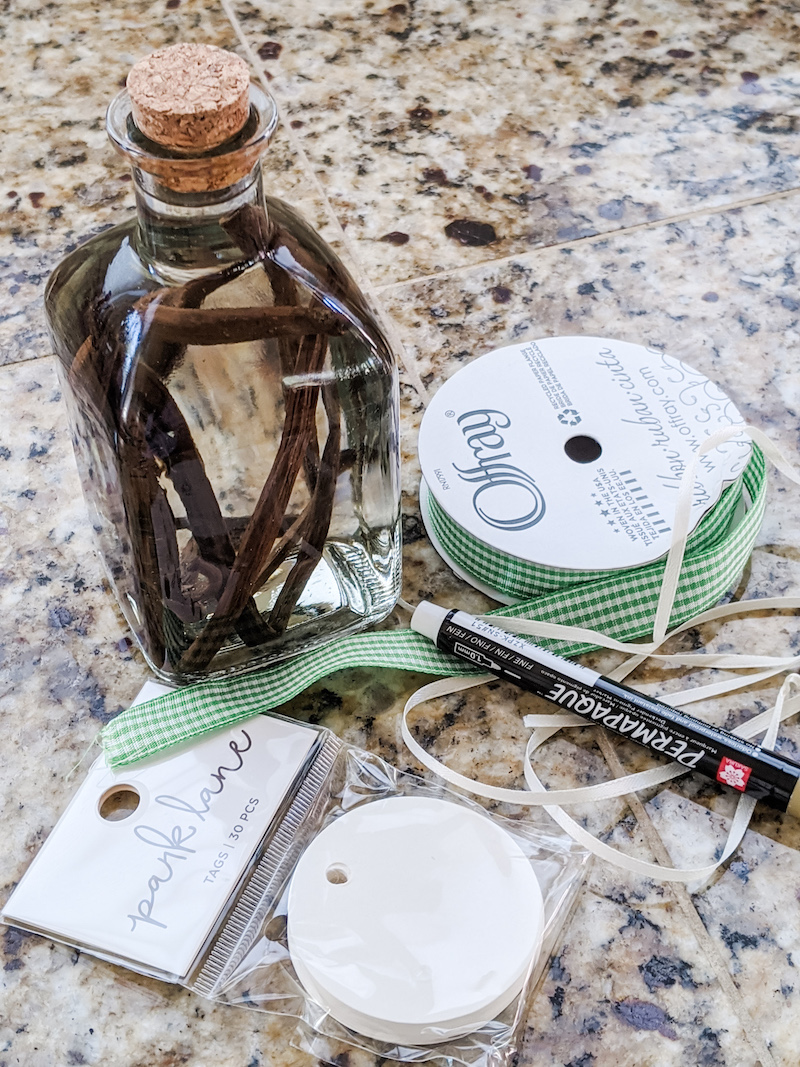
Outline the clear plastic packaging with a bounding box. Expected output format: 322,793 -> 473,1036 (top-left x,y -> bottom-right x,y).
202,743 -> 588,1067
2,713 -> 587,1067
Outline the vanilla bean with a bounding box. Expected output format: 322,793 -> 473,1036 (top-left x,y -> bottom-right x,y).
221,200 -> 274,263
262,256 -> 323,498
146,303 -> 348,346
137,367 -> 231,565
178,331 -> 329,671
115,431 -> 169,665
252,504 -> 312,593
266,378 -> 342,634
130,256 -> 256,382
234,207 -> 340,627
69,318 -> 172,667
73,296 -> 172,666
218,205 -> 330,628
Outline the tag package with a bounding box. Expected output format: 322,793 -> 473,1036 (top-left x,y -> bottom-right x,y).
2,687 -> 588,1067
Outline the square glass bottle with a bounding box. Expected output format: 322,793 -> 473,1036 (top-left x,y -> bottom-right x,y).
44,45 -> 401,684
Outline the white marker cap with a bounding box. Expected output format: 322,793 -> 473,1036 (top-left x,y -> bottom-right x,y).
410,600 -> 450,642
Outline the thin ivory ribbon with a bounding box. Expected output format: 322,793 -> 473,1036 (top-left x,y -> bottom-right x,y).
402,425 -> 800,882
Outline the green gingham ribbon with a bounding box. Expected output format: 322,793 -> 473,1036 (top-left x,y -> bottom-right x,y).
101,445 -> 767,767
424,463 -> 745,603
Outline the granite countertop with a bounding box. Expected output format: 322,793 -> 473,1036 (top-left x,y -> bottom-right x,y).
3,1 -> 800,1064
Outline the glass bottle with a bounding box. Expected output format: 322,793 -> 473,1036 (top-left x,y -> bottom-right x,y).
44,61 -> 401,685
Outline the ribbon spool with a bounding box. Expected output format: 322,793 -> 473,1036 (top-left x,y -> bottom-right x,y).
417,336 -> 753,607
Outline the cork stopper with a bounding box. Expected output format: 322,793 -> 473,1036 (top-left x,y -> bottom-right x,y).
127,43 -> 251,151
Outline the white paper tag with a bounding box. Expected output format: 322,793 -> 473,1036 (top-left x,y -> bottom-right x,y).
287,796 -> 544,1045
2,702 -> 317,979
418,336 -> 750,570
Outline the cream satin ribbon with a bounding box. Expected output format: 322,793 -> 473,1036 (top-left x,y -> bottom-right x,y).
402,426 -> 800,882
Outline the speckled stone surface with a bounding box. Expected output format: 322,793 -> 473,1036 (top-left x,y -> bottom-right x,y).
232,0 -> 800,286
3,0 -> 800,1065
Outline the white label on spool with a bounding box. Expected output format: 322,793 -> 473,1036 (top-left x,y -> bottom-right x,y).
286,796 -> 545,1046
418,336 -> 750,571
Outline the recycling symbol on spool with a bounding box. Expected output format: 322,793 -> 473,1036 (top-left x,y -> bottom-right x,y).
557,408 -> 581,426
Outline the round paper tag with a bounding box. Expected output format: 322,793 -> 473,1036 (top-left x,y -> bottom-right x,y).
286,796 -> 544,1046
417,336 -> 750,571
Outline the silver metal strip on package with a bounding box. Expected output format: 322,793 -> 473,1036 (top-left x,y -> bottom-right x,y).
191,731 -> 343,998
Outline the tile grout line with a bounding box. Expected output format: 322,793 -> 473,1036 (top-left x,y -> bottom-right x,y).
216,0 -> 797,405
372,183 -> 800,296
217,0 -> 432,406
0,352 -> 58,372
594,731 -> 778,1067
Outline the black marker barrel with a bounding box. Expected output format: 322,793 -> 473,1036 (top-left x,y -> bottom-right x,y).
410,601 -> 800,819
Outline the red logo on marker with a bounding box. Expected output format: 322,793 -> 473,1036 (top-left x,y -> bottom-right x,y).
716,757 -> 752,791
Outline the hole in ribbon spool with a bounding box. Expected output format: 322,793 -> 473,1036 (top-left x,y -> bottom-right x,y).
326,863 -> 350,884
99,786 -> 141,821
564,435 -> 602,463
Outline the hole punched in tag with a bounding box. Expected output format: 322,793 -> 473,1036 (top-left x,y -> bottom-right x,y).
98,786 -> 141,822
326,863 -> 350,884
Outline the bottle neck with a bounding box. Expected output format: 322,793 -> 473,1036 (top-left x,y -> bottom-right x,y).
131,162 -> 266,281
106,83 -> 278,281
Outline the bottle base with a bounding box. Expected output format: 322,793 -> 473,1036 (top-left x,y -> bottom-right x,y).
131,533 -> 401,686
